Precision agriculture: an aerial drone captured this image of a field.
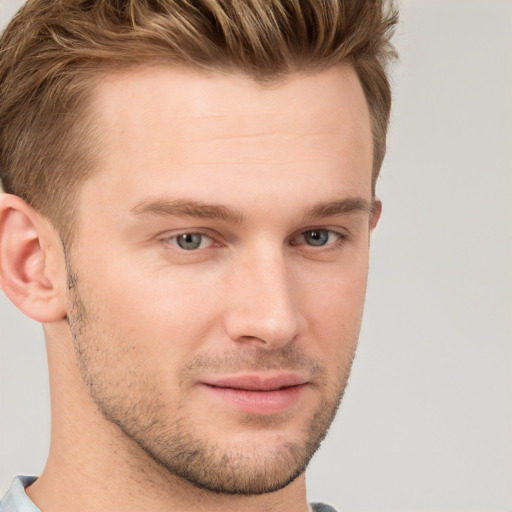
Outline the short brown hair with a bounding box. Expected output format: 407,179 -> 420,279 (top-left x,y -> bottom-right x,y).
0,0 -> 398,242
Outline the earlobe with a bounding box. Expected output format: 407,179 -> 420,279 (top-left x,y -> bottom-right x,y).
0,193 -> 67,323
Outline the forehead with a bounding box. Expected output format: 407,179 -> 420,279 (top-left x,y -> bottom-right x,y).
93,64 -> 370,126
83,65 -> 373,213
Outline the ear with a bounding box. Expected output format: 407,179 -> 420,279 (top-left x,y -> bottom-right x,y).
370,199 -> 382,231
0,193 -> 67,323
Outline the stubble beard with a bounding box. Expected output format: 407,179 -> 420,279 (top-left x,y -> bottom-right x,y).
65,262 -> 358,496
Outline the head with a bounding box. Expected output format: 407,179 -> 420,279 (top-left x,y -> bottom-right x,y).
0,0 -> 397,499
0,0 -> 397,243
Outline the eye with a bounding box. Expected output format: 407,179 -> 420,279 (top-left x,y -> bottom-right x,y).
166,232 -> 213,251
292,229 -> 345,247
303,229 -> 330,246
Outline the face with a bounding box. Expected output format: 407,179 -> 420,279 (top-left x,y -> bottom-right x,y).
66,65 -> 376,495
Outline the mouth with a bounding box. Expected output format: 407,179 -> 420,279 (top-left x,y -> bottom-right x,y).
200,374 -> 309,415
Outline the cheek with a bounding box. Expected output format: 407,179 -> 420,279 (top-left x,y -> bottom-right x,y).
299,252 -> 369,318
82,266 -> 227,383
297,255 -> 369,352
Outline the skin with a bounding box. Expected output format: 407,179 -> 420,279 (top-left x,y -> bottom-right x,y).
0,64 -> 379,512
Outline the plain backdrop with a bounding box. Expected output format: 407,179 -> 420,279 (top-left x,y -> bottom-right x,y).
1,1 -> 511,511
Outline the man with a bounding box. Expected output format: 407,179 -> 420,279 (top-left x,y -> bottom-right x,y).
0,1 -> 397,511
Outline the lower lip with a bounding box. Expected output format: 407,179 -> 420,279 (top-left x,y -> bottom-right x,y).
201,384 -> 307,415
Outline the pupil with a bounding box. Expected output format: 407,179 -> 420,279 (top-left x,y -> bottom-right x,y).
177,233 -> 202,250
305,230 -> 328,246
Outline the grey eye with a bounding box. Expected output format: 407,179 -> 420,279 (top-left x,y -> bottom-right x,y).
176,233 -> 204,250
303,230 -> 329,246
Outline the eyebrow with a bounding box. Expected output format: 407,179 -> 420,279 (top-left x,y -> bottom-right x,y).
130,196 -> 373,224
302,197 -> 374,221
130,198 -> 245,224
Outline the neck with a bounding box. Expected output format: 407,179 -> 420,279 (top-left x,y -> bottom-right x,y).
27,322 -> 310,512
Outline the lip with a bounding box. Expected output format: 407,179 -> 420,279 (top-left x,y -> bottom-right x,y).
202,373 -> 309,391
200,373 -> 309,415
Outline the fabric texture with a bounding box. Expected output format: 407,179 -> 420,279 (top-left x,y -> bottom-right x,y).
0,477 -> 40,512
310,503 -> 339,512
1,476 -> 338,511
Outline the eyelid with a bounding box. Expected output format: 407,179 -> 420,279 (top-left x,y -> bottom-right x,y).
159,230 -> 219,250
290,227 -> 349,246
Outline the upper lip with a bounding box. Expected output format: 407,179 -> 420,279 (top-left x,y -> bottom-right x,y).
201,373 -> 309,391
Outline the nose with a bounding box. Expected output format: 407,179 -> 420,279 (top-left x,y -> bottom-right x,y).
223,244 -> 305,349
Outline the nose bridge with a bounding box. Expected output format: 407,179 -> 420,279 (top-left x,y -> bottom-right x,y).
224,242 -> 303,347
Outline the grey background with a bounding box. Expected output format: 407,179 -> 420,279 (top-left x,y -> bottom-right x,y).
1,0 -> 511,510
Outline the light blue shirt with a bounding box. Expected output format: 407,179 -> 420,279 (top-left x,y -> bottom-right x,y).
0,475 -> 338,512
0,477 -> 40,512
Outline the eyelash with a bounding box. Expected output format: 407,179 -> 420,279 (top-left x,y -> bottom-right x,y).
162,231 -> 217,251
161,228 -> 349,253
290,229 -> 348,250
